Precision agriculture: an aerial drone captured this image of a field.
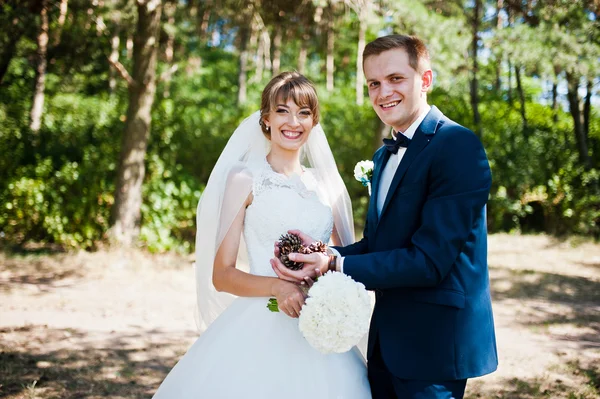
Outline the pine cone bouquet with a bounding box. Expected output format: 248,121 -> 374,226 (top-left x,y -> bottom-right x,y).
268,233 -> 329,312
277,233 -> 305,270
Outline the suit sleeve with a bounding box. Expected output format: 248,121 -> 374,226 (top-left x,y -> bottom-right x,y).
343,127 -> 492,290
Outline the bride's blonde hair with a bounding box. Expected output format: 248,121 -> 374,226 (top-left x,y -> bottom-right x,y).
259,71 -> 320,138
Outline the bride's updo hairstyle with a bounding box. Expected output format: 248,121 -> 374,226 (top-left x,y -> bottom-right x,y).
259,71 -> 320,138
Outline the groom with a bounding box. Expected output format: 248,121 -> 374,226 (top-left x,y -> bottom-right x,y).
271,34 -> 498,398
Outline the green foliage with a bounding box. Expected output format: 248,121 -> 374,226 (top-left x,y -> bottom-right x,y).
0,157 -> 112,248
139,50 -> 249,252
1,0 -> 599,254
140,154 -> 202,253
318,87 -> 381,230
0,93 -> 120,249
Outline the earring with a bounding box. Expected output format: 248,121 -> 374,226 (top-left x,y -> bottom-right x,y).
266,125 -> 270,131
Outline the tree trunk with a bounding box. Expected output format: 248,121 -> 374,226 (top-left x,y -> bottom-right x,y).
355,7 -> 367,105
250,34 -> 263,84
237,23 -> 250,105
52,0 -> 69,46
30,0 -> 49,133
551,75 -> 558,123
298,45 -> 307,74
250,14 -> 266,85
251,44 -> 263,84
326,6 -> 335,92
110,0 -> 162,247
583,79 -> 592,139
552,68 -> 569,147
494,0 -> 504,92
583,79 -> 595,167
507,58 -> 513,104
109,28 -> 121,94
197,0 -> 212,43
262,29 -> 271,75
298,34 -> 308,74
566,72 -> 591,169
272,25 -> 282,76
126,36 -> 134,59
469,0 -> 482,137
163,2 -> 176,98
515,64 -> 527,132
246,15 -> 258,83
96,15 -> 105,36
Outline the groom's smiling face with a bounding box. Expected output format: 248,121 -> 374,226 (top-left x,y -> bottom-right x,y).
364,48 -> 432,133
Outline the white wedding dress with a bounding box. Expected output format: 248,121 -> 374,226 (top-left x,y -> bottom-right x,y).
153,161 -> 371,399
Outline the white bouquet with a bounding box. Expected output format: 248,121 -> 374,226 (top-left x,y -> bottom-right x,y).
354,160 -> 374,196
298,271 -> 371,354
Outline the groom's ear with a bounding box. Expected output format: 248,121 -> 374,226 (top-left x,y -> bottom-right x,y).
421,69 -> 433,92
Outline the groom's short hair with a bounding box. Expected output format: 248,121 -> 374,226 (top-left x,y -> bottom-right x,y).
363,35 -> 430,73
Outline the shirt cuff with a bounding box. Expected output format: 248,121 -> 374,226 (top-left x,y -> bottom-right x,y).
328,247 -> 344,273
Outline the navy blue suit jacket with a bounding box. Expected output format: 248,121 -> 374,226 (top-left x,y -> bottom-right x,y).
337,106 -> 498,380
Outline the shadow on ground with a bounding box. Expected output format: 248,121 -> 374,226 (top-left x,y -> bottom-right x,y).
490,267 -> 600,348
0,325 -> 184,399
0,242 -> 67,256
466,360 -> 600,399
489,267 -> 600,304
0,251 -> 88,295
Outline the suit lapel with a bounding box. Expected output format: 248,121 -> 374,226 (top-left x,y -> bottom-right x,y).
368,148 -> 390,226
378,106 -> 444,223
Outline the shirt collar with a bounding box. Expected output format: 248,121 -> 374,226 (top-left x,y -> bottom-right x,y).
391,105 -> 431,140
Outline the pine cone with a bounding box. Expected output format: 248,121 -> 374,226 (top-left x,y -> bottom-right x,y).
298,245 -> 312,254
307,240 -> 327,254
276,234 -> 330,271
279,242 -> 293,256
277,233 -> 304,270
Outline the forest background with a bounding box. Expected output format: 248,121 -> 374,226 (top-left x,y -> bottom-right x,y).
0,0 -> 599,253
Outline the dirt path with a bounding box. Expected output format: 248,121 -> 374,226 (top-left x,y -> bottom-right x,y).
0,234 -> 599,398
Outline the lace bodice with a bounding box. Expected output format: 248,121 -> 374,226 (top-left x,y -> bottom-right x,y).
244,161 -> 334,277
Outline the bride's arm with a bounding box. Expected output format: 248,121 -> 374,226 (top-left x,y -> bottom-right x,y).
212,192 -> 273,296
212,191 -> 305,317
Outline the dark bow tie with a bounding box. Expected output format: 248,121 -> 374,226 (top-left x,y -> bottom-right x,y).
383,133 -> 411,154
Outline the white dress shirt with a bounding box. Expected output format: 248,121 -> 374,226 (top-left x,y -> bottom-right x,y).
376,105 -> 431,216
333,105 -> 431,272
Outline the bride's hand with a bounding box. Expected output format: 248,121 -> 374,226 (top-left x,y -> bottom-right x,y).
272,280 -> 306,318
302,267 -> 323,288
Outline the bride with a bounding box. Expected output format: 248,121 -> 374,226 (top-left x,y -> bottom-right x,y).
152,71 -> 371,398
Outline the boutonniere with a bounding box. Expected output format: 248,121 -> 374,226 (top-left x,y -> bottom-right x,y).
353,160 -> 374,196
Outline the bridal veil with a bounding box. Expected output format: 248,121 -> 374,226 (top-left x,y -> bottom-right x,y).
194,111 -> 355,331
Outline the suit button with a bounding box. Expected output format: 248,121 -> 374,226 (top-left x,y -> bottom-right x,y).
375,289 -> 384,298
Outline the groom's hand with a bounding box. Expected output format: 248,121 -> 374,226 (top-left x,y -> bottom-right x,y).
272,230 -> 315,258
287,229 -> 315,246
270,252 -> 329,283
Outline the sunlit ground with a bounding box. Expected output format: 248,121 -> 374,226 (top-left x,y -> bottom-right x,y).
0,234 -> 598,398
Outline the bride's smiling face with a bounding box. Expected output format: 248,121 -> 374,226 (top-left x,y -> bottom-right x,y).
263,99 -> 315,152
